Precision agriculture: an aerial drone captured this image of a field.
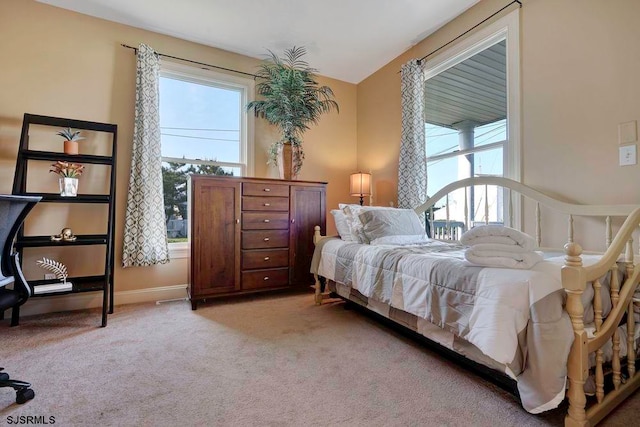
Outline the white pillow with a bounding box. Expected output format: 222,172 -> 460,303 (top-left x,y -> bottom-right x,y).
340,204 -> 398,244
359,208 -> 428,245
339,204 -> 366,243
330,209 -> 353,241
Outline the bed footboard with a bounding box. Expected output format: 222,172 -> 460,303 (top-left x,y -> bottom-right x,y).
562,208 -> 640,427
317,177 -> 639,425
415,177 -> 639,425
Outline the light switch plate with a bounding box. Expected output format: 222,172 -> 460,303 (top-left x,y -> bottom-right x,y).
619,144 -> 637,166
618,121 -> 637,144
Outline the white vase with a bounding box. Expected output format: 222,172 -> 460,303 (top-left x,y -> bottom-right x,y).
59,177 -> 79,197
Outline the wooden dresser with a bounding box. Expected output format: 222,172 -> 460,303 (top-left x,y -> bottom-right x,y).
188,175 -> 326,309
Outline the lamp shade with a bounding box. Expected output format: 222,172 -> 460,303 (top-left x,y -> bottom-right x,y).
349,172 -> 371,196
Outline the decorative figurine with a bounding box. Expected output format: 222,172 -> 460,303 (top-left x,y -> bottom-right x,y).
36,257 -> 69,285
51,227 -> 77,242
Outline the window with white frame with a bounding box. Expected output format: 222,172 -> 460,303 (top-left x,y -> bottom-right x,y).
159,61 -> 254,247
424,10 -> 519,228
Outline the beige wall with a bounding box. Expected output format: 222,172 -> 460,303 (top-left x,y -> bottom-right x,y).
357,0 -> 640,250
0,0 -> 357,303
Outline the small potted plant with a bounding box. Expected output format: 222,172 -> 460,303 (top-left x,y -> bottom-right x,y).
56,127 -> 85,155
50,160 -> 84,197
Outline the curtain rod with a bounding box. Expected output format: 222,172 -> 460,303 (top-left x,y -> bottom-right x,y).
413,0 -> 521,66
120,44 -> 258,78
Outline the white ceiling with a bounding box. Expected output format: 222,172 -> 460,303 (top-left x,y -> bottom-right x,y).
37,0 -> 481,84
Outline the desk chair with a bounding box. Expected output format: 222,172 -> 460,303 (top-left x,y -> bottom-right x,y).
0,194 -> 40,404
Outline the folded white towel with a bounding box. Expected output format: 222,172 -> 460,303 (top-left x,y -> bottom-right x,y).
460,225 -> 536,251
464,249 -> 544,270
468,243 -> 533,254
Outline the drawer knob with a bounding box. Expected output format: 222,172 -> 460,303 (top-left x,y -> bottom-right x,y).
264,203 -> 271,207
264,256 -> 270,261
264,188 -> 271,192
264,219 -> 270,223
263,237 -> 270,241
263,276 -> 270,281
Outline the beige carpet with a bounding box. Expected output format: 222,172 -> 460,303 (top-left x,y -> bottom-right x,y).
1,293 -> 639,426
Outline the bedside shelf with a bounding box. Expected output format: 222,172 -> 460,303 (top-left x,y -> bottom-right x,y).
12,113 -> 117,327
31,275 -> 109,296
21,193 -> 111,203
22,150 -> 114,165
16,234 -> 108,248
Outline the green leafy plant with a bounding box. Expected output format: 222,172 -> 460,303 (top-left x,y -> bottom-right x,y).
50,161 -> 85,178
56,127 -> 85,142
246,46 -> 339,176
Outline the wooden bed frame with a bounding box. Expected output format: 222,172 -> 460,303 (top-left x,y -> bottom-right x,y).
313,176 -> 640,427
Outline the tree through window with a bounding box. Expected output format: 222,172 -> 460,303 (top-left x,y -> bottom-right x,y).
159,62 -> 253,243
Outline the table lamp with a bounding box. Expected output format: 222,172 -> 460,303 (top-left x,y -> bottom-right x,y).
350,172 -> 371,206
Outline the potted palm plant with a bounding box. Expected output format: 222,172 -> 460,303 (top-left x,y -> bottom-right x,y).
247,46 -> 339,179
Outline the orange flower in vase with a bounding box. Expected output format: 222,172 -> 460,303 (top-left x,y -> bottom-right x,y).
50,161 -> 84,197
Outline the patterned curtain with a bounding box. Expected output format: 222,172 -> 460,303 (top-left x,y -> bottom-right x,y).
398,59 -> 427,213
122,44 -> 170,267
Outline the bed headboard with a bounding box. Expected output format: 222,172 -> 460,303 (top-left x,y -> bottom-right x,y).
413,176 -> 640,254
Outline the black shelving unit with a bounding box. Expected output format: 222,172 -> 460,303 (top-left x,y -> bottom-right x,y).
12,113 -> 117,327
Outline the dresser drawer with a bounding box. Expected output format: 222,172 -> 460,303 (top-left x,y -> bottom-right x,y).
242,212 -> 289,230
242,196 -> 289,211
243,182 -> 289,197
242,268 -> 289,290
242,249 -> 289,270
242,230 -> 289,249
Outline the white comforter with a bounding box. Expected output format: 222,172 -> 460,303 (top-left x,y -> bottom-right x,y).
315,239 -> 600,413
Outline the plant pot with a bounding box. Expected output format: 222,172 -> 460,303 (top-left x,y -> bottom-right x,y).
64,140 -> 79,155
59,177 -> 78,197
278,143 -> 297,181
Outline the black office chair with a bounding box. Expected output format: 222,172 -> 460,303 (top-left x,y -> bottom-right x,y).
0,194 -> 41,404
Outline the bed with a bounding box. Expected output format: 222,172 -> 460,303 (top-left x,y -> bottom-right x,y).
310,177 -> 640,427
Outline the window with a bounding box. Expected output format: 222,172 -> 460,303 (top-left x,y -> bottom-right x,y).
159,61 -> 254,252
424,10 -> 519,228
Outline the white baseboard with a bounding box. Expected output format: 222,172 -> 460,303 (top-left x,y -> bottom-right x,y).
19,284 -> 189,317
